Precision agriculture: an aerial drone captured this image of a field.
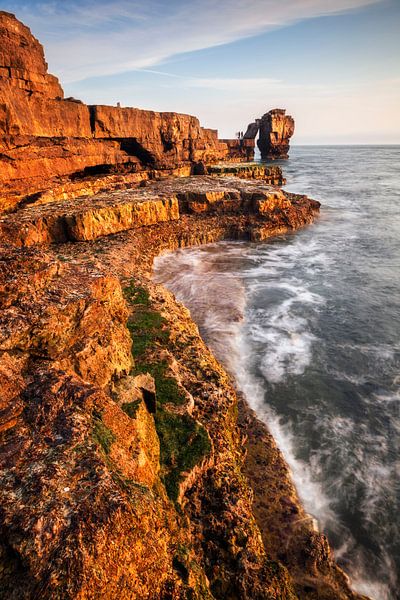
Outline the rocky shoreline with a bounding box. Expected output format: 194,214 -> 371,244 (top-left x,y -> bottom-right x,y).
0,10 -> 370,600
0,174 -> 369,599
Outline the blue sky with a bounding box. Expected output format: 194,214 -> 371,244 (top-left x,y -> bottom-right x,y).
5,0 -> 400,143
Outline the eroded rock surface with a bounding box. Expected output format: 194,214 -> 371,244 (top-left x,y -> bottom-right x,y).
224,108 -> 295,162
257,109 -> 295,159
0,11 -> 63,98
0,176 -> 319,247
207,163 -> 285,185
0,243 -> 296,600
0,170 -> 368,599
0,10 -> 368,600
0,13 -> 298,211
0,12 -> 227,212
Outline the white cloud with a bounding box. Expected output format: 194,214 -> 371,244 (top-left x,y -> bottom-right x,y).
15,0 -> 383,82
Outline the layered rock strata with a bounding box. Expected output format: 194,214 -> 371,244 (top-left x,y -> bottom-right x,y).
219,138 -> 256,162
0,176 -> 318,247
0,12 -> 295,212
207,163 -> 285,185
0,12 -> 227,213
257,109 -> 295,159
0,172 -> 368,599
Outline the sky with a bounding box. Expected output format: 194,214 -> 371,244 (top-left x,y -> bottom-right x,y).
5,0 -> 400,143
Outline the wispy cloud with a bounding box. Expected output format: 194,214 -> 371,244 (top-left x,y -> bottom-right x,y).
11,0 -> 383,82
194,75 -> 400,142
186,77 -> 282,91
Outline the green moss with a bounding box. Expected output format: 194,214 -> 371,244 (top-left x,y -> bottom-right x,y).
124,282 -> 185,406
123,280 -> 210,503
122,399 -> 142,419
92,416 -> 116,455
110,467 -> 149,498
133,360 -> 186,407
123,283 -> 151,307
265,558 -> 291,580
156,408 -> 211,502
127,310 -> 167,357
124,282 -> 169,358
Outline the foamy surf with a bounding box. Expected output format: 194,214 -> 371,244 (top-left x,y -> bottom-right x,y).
154,146 -> 400,600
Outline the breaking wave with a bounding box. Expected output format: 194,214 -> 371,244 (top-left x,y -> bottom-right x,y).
154,145 -> 400,599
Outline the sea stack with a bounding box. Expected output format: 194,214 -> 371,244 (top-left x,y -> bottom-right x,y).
257,109 -> 295,159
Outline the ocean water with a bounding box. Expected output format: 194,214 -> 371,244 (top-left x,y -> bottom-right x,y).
153,146 -> 400,600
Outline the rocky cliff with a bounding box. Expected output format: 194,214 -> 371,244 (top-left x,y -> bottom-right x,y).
0,173 -> 368,600
219,138 -> 256,162
0,12 -> 298,211
0,12 -> 229,213
0,11 -> 369,600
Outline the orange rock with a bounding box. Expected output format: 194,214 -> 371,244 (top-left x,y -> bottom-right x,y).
0,11 -> 63,98
257,108 -> 295,159
0,12 -> 228,212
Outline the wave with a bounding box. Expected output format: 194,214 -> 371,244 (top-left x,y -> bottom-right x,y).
154,146 -> 400,599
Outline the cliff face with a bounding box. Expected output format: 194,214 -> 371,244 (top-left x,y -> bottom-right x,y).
0,178 -> 321,600
0,173 -> 368,599
0,11 -> 63,98
219,138 -> 256,162
0,12 -> 227,212
0,12 -> 368,600
0,12 -> 297,210
257,109 -> 295,159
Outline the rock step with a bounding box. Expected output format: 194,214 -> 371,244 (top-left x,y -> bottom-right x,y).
207,162 -> 285,185
0,251 -> 132,387
0,194 -> 179,246
0,176 -> 319,247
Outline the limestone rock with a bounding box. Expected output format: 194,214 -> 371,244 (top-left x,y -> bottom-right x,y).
0,176 -> 319,247
207,162 -> 285,185
90,105 -> 228,169
257,108 -> 295,159
222,109 -> 295,162
0,10 -> 366,600
0,13 -> 228,213
219,138 -> 256,161
0,11 -> 63,98
243,120 -> 260,139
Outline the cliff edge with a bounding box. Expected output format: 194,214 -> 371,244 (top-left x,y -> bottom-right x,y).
0,11 -> 228,212
0,12 -> 368,600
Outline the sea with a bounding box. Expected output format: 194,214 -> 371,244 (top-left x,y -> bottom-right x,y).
153,146 -> 400,600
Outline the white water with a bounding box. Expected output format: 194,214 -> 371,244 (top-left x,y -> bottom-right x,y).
154,146 -> 400,599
